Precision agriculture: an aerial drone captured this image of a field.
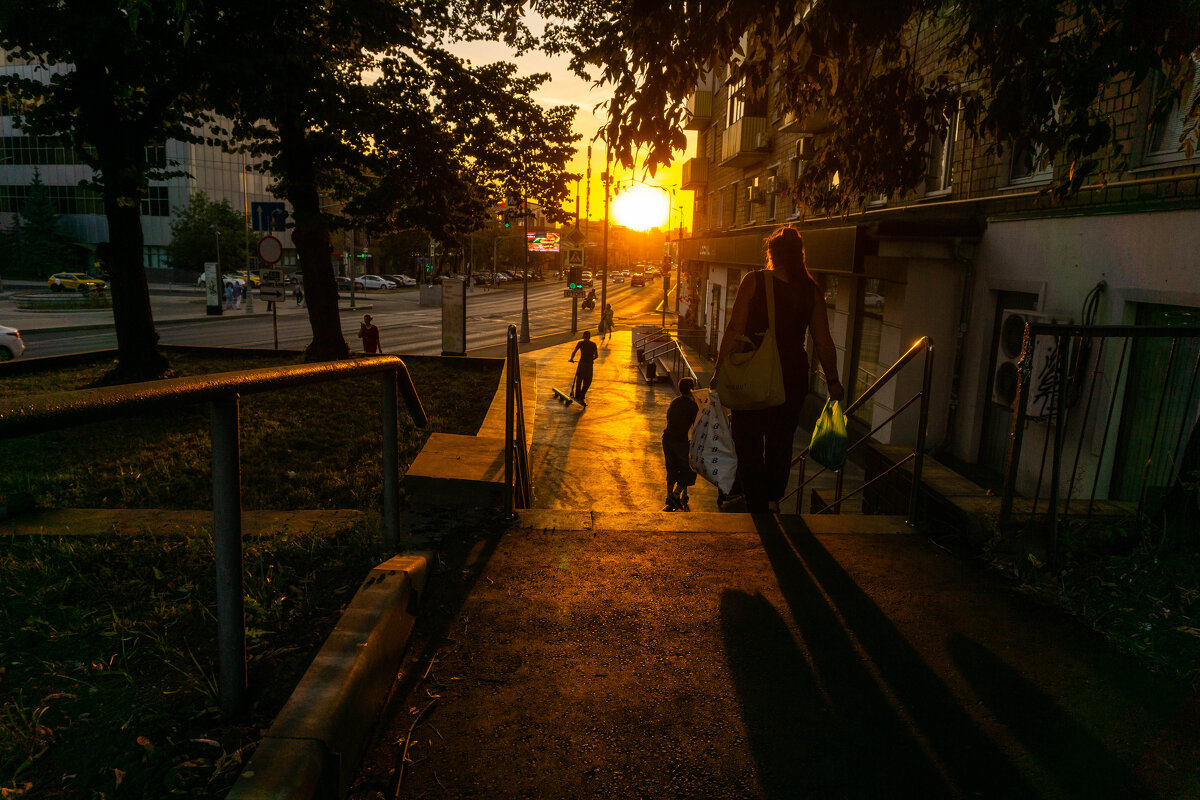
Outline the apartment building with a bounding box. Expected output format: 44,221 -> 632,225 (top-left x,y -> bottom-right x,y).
680,52 -> 1200,497
0,52 -> 293,281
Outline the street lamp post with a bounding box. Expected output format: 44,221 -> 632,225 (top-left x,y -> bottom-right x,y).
601,165 -> 610,330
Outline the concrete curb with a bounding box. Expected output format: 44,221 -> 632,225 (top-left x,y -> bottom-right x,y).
226,552 -> 430,800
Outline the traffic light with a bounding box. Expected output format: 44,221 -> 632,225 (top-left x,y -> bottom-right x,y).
568,266 -> 582,290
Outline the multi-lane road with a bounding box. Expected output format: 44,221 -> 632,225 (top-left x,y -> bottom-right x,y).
15,276 -> 675,359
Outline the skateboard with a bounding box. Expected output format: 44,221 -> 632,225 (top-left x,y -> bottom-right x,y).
552,387 -> 583,406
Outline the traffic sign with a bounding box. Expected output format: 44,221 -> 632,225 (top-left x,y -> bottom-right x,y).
257,235 -> 283,264
564,288 -> 586,298
251,202 -> 287,232
259,267 -> 286,300
565,247 -> 584,266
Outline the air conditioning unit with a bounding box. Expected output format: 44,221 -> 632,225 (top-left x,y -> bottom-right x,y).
766,175 -> 781,194
992,309 -> 1070,417
746,186 -> 765,204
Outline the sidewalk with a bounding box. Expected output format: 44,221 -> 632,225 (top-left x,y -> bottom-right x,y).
344,330 -> 1198,799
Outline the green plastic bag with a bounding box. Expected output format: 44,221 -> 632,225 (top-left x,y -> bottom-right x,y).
810,399 -> 848,471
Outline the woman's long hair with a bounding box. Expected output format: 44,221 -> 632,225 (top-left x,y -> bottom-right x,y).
764,226 -> 811,283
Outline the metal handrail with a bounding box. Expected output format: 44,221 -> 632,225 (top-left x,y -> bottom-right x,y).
641,330 -> 700,385
504,324 -> 532,517
783,336 -> 934,525
0,355 -> 427,714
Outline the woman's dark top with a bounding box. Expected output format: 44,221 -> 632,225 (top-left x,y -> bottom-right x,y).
738,269 -> 816,405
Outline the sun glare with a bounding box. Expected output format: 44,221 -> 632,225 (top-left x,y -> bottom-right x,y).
611,184 -> 670,231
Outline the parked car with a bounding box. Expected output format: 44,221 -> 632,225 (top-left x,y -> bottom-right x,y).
354,274 -> 396,290
630,271 -> 646,287
336,276 -> 352,291
388,274 -> 417,287
0,324 -> 25,361
48,272 -> 106,292
196,273 -> 246,289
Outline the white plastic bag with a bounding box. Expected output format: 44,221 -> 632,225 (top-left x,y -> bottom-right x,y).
689,389 -> 738,494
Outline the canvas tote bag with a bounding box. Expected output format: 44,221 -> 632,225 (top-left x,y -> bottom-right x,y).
716,272 -> 786,410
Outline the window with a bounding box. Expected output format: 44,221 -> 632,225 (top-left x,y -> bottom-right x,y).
144,145 -> 167,170
141,186 -> 169,217
766,168 -> 778,220
850,278 -> 887,425
143,246 -> 170,270
729,182 -> 738,226
727,77 -> 746,123
1144,62 -> 1200,165
926,107 -> 960,195
0,183 -> 105,214
0,135 -> 93,166
1009,142 -> 1053,185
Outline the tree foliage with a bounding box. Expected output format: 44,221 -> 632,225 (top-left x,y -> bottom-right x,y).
202,0 -> 579,360
531,0 -> 1200,214
0,0 -> 207,379
4,170 -> 77,279
166,192 -> 250,275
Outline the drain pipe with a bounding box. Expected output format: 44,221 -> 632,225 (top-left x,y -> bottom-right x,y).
937,236 -> 977,457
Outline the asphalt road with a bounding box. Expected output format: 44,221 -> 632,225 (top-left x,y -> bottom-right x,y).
13,276 -> 674,358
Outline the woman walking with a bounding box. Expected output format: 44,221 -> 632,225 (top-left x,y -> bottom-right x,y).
712,226 -> 843,513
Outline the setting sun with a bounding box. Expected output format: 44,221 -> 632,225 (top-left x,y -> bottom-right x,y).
611,184 -> 670,231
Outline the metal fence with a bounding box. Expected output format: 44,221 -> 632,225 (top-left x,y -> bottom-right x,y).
0,355 -> 427,713
999,323 -> 1200,558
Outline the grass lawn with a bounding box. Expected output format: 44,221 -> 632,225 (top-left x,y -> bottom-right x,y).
0,349 -> 503,798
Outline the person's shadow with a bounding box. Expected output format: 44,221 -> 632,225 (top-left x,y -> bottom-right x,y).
720,515 -> 1035,798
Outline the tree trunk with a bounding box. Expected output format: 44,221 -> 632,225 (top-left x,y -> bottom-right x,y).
100,160 -> 169,382
279,123 -> 348,362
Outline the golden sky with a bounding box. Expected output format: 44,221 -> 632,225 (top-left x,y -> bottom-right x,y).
445,34 -> 695,233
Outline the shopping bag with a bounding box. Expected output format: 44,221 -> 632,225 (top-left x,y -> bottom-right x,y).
809,399 -> 848,471
689,390 -> 738,494
715,274 -> 785,410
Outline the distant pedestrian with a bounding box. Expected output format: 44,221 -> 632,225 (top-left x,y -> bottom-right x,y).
224,283 -> 234,309
600,304 -> 615,343
662,377 -> 699,511
294,284 -> 304,307
568,330 -> 599,405
358,313 -> 381,353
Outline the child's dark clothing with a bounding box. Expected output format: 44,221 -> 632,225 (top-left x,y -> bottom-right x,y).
662,392 -> 699,489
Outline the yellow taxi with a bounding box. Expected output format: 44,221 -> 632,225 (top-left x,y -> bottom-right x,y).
48,272 -> 107,292
230,271 -> 262,287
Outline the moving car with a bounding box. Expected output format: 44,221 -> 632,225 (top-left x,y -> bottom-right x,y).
196,273 -> 246,289
581,271 -> 593,287
354,274 -> 396,290
0,324 -> 25,361
388,274 -> 417,287
611,273 -> 625,283
230,270 -> 262,287
630,271 -> 646,287
48,272 -> 107,292
336,276 -> 352,291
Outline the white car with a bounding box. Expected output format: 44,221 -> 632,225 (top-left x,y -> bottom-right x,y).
0,324 -> 25,361
197,274 -> 245,289
388,274 -> 417,287
354,275 -> 396,290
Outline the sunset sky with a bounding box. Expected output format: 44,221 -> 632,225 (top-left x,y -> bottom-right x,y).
446,34 -> 696,234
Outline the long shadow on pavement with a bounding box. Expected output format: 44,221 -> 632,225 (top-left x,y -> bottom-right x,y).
949,634 -> 1159,798
729,515 -> 1034,798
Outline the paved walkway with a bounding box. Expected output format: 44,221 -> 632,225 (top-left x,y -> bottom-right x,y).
347,332 -> 1199,799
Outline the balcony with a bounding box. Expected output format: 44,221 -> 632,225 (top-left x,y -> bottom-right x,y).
684,91 -> 713,130
719,116 -> 768,168
780,108 -> 833,134
681,157 -> 709,190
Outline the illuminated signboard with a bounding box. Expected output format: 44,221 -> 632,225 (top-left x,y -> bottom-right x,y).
526,231 -> 561,253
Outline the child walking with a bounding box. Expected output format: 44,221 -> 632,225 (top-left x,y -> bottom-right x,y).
661,377 -> 700,511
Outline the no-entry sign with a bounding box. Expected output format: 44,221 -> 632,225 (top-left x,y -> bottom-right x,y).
257,235 -> 283,265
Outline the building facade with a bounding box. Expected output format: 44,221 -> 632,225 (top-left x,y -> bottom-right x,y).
0,52 -> 294,281
681,52 -> 1200,499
